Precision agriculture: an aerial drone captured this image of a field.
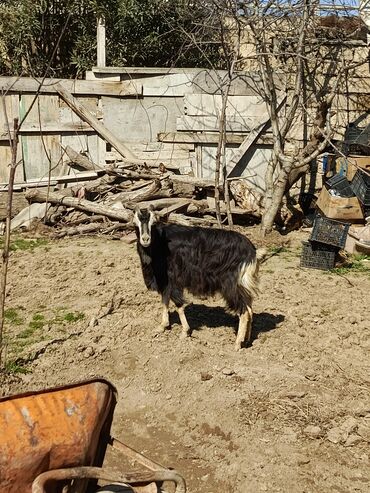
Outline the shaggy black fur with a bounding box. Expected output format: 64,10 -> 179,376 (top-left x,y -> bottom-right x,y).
135,217 -> 257,315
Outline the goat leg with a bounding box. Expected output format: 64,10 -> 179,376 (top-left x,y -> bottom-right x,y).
235,306 -> 253,351
154,296 -> 170,335
177,305 -> 191,338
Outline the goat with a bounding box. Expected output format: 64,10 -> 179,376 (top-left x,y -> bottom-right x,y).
133,206 -> 266,350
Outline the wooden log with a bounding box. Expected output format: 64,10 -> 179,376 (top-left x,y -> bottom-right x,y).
108,179 -> 162,204
55,82 -> 138,160
25,189 -> 133,222
64,146 -> 104,172
168,213 -> 218,226
131,197 -> 191,212
70,175 -> 117,196
170,175 -> 222,191
53,222 -> 107,238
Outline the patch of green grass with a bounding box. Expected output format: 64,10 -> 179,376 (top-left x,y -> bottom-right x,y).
28,313 -> 46,331
4,308 -> 23,325
10,238 -> 48,251
4,360 -> 30,374
268,246 -> 289,255
331,254 -> 370,276
0,237 -> 48,252
62,311 -> 85,323
17,326 -> 37,339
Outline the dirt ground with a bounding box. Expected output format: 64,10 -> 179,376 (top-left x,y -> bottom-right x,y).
1,227 -> 369,493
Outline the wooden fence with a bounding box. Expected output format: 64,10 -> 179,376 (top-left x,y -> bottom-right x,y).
0,67 -> 369,194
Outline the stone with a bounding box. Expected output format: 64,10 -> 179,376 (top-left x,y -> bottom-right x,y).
222,368 -> 235,376
327,426 -> 343,444
84,346 -> 95,358
344,434 -> 362,447
303,425 -> 322,438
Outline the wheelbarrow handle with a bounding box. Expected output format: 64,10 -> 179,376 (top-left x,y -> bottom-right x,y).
32,466 -> 186,493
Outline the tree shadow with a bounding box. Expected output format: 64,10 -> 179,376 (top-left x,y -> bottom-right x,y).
169,304 -> 284,343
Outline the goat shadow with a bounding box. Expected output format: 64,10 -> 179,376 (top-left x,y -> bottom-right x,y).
169,304 -> 284,343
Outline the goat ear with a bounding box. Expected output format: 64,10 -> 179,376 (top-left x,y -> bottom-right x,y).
133,205 -> 141,226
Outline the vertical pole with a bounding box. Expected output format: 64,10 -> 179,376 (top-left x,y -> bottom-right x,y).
97,16 -> 106,68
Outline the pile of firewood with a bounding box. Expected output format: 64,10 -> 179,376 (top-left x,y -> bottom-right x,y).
20,147 -> 262,238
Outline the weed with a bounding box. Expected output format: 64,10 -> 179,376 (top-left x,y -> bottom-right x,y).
331,254 -> 370,276
4,360 -> 29,374
4,308 -> 23,325
0,237 -> 48,252
268,246 -> 289,255
62,312 -> 85,323
28,313 -> 46,331
17,327 -> 37,339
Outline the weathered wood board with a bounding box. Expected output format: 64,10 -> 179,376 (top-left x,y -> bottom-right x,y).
19,95 -> 62,180
102,96 -> 183,142
177,115 -> 263,133
158,131 -> 274,145
198,143 -> 273,193
184,94 -> 267,117
0,77 -> 142,97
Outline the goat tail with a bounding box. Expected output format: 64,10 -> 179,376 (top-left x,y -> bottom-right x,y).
256,247 -> 268,263
237,257 -> 260,301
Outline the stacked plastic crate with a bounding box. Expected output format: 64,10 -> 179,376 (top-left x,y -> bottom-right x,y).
301,216 -> 350,270
351,169 -> 370,219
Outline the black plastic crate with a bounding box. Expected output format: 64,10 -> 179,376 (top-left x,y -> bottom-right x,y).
300,241 -> 337,270
351,169 -> 370,206
326,173 -> 355,198
310,216 -> 350,248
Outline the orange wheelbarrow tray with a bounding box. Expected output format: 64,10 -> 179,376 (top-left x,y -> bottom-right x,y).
0,378 -> 186,493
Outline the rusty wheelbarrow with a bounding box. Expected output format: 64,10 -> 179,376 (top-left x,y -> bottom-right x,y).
0,378 -> 186,493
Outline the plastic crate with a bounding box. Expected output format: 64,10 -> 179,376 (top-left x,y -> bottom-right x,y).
351,169 -> 370,206
326,174 -> 354,198
300,241 -> 337,270
310,216 -> 350,248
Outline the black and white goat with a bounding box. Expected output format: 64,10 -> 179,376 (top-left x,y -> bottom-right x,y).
134,206 -> 266,350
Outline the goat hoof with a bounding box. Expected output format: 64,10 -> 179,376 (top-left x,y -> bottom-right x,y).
234,343 -> 243,351
180,330 -> 190,339
153,326 -> 167,337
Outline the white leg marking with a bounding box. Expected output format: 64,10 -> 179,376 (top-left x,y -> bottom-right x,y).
177,306 -> 190,338
154,298 -> 170,336
235,306 -> 253,351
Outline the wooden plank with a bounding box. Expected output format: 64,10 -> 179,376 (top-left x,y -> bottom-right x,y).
19,95 -> 62,180
158,131 -> 274,145
102,95 -> 181,142
55,82 -> 138,160
184,94 -> 266,117
0,77 -> 142,97
177,115 -> 263,132
96,16 -> 106,68
105,150 -> 190,169
0,94 -> 24,182
0,123 -> 95,137
227,100 -> 275,175
0,171 -> 99,190
142,73 -> 194,96
105,68 -> 262,96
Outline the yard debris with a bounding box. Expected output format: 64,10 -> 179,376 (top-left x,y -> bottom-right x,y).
5,147 -> 265,237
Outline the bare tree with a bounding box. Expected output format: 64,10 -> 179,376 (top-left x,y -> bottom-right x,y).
174,0 -> 368,233
234,0 -> 368,233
